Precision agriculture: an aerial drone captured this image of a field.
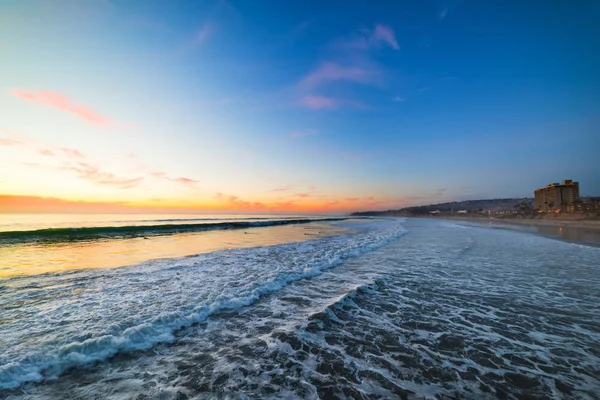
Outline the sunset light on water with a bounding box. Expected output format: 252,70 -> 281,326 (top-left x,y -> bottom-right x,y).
1,1 -> 599,398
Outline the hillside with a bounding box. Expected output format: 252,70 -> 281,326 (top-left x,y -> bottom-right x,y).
352,198 -> 533,217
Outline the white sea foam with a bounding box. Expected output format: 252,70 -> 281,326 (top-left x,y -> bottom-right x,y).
5,218 -> 600,399
0,218 -> 406,390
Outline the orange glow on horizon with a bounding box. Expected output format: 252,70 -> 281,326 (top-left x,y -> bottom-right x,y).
0,194 -> 384,214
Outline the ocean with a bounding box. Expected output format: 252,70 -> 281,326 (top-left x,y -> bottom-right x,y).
0,215 -> 599,399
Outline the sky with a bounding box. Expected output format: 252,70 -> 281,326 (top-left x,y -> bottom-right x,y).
1,0 -> 599,214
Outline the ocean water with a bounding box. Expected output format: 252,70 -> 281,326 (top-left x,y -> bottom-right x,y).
1,217 -> 599,399
0,214 -> 348,279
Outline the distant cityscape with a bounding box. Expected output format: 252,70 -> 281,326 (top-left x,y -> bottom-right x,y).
353,179 -> 600,218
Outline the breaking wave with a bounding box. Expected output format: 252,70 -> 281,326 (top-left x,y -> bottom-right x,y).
0,218 -> 406,390
0,217 -> 346,244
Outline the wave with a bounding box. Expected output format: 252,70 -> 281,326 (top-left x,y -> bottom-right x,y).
0,218 -> 346,244
117,216 -> 292,223
0,218 -> 406,391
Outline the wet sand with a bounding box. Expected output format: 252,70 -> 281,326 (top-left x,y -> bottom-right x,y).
0,221 -> 350,279
439,216 -> 600,247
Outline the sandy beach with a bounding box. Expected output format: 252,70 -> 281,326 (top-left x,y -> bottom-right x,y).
446,215 -> 600,230
437,216 -> 600,247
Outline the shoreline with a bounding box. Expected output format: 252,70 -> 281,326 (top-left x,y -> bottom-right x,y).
428,216 -> 600,247
437,216 -> 600,231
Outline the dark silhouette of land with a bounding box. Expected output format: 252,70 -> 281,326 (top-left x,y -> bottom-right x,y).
352,198 -> 600,235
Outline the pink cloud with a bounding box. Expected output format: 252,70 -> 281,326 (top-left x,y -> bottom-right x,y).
273,200 -> 298,209
293,24 -> 397,113
0,138 -> 20,146
60,147 -> 84,158
12,90 -> 111,125
290,129 -> 318,139
150,171 -> 166,179
269,186 -> 293,192
38,149 -> 55,156
150,171 -> 199,186
298,96 -> 366,111
0,128 -> 36,146
60,161 -> 143,189
215,192 -> 268,210
298,95 -> 337,110
2,126 -> 200,190
374,24 -> 399,50
3,126 -> 144,189
300,62 -> 379,88
175,177 -> 199,184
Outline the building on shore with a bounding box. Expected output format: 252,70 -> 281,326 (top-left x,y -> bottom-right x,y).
534,180 -> 580,211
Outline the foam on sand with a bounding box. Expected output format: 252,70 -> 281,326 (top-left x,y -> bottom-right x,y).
0,218 -> 406,390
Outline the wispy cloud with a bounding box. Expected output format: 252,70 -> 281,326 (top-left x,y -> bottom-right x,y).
215,192 -> 268,211
59,161 -> 144,189
268,186 -> 293,192
1,127 -> 198,190
440,8 -> 448,20
0,137 -> 21,146
196,22 -> 212,44
290,129 -> 318,139
294,193 -> 312,198
149,171 -> 199,187
438,0 -> 462,21
298,96 -> 366,110
373,24 -> 399,50
175,177 -> 199,184
11,89 -> 111,125
59,147 -> 84,158
38,149 -> 55,156
300,62 -> 379,88
393,96 -> 406,102
295,24 -> 397,111
333,24 -> 399,51
298,95 -> 337,110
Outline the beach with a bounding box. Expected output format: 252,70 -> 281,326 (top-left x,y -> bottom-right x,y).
448,215 -> 600,229
436,216 -> 600,247
1,216 -> 599,399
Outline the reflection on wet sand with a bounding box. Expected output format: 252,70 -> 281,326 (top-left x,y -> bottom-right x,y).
534,224 -> 600,246
0,222 -> 350,279
450,219 -> 600,248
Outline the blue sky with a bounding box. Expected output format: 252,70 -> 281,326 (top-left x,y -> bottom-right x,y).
0,0 -> 598,213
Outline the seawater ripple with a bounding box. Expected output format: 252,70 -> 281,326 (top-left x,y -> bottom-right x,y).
0,217 -> 346,244
0,218 -> 406,391
218,220 -> 599,399
15,218 -> 598,400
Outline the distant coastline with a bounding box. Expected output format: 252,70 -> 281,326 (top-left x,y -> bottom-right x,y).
353,198 -> 600,221
352,197 -> 600,242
